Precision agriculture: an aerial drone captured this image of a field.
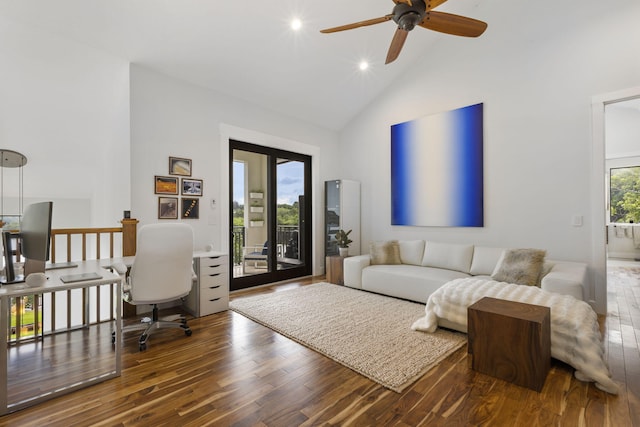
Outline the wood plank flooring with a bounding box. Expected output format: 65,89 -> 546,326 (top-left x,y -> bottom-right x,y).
0,267 -> 638,426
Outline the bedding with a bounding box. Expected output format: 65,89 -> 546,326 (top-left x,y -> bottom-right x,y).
411,277 -> 618,394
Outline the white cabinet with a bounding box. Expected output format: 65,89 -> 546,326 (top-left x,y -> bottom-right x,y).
183,251 -> 229,317
325,179 -> 360,257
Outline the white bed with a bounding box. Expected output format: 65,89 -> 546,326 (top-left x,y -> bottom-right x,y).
411,277 -> 618,394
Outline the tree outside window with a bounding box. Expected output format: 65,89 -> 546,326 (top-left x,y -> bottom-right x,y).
610,166 -> 640,223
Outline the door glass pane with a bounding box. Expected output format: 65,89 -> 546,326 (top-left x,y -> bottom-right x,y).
232,150 -> 270,278
277,159 -> 305,270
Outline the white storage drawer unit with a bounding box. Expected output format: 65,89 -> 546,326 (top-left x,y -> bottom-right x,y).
183,251 -> 229,317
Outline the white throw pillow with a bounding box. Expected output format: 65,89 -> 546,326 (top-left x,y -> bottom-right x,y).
398,240 -> 425,266
421,241 -> 474,274
470,246 -> 507,276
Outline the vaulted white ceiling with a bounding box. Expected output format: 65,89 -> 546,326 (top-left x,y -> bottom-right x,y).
1,0 -> 592,131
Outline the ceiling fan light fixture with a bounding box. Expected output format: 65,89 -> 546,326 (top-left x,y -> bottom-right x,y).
397,11 -> 422,31
392,0 -> 427,30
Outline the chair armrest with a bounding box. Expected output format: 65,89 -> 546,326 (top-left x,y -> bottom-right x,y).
541,260 -> 587,300
343,255 -> 371,289
111,261 -> 128,275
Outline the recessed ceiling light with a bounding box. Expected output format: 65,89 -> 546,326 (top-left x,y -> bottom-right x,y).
359,61 -> 369,71
291,18 -> 302,31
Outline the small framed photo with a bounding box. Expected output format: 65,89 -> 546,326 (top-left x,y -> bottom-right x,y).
154,176 -> 179,195
182,178 -> 203,196
158,197 -> 178,219
169,157 -> 192,176
181,198 -> 200,219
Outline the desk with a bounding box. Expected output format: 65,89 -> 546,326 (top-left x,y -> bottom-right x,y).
0,260 -> 123,414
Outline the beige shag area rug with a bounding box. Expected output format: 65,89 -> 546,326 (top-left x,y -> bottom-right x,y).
230,283 -> 466,392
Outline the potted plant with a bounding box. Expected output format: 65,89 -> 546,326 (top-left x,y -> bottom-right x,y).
334,229 -> 353,257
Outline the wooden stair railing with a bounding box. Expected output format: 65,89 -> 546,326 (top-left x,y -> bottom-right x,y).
9,218 -> 138,343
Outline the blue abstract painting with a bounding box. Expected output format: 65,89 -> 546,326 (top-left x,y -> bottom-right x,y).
391,103 -> 483,227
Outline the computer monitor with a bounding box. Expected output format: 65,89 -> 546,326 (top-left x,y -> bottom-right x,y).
1,201 -> 53,284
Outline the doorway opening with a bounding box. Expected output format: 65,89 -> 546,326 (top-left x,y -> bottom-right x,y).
229,139 -> 312,291
605,98 -> 640,261
592,88 -> 640,314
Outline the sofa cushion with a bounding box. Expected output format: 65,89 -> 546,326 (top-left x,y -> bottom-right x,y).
362,265 -> 470,304
491,248 -> 546,286
369,240 -> 402,265
398,240 -> 425,266
470,246 -> 506,276
421,241 -> 474,274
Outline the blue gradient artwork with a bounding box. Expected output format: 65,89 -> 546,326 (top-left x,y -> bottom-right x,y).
391,103 -> 483,227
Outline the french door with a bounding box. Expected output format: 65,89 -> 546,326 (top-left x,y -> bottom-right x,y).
230,140 -> 312,290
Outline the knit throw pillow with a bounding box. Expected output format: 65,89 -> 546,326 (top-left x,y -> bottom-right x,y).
491,248 -> 546,286
370,240 -> 402,265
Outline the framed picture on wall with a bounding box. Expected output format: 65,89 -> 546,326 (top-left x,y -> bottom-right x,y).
181,178 -> 203,196
158,197 -> 178,219
154,176 -> 179,194
169,157 -> 192,176
181,198 -> 199,219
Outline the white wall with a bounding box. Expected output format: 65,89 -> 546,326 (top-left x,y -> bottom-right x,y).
0,16 -> 130,229
606,104 -> 640,159
338,2 -> 640,313
130,65 -> 339,274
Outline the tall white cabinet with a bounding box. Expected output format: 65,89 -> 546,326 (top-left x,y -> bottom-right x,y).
325,179 -> 361,256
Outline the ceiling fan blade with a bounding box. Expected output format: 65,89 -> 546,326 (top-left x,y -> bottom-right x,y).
386,28 -> 409,64
419,10 -> 487,37
320,14 -> 393,33
426,0 -> 449,10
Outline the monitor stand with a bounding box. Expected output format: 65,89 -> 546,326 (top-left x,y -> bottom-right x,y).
24,258 -> 45,277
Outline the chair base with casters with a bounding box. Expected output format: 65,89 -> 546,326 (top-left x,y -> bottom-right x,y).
112,304 -> 192,351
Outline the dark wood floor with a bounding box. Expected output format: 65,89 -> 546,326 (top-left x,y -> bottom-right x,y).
0,267 -> 638,426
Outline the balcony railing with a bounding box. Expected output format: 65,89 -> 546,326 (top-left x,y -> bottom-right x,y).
7,219 -> 138,344
231,224 -> 300,266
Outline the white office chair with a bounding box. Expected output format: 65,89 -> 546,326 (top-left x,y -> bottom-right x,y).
112,223 -> 195,351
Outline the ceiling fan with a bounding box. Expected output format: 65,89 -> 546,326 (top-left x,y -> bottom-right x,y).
320,0 -> 487,64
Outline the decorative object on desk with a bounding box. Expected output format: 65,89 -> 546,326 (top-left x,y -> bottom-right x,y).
169,156 -> 192,176
181,198 -> 199,219
154,176 -> 178,195
158,197 -> 178,219
123,210 -> 131,219
181,178 -> 203,196
334,229 -> 353,257
25,272 -> 47,287
0,149 -> 27,228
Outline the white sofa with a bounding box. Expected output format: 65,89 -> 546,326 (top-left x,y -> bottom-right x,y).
343,240 -> 587,304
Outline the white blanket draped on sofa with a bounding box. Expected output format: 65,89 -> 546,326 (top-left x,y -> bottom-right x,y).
411,277 -> 618,394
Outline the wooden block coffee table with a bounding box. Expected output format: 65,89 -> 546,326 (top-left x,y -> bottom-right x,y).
467,297 -> 551,392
